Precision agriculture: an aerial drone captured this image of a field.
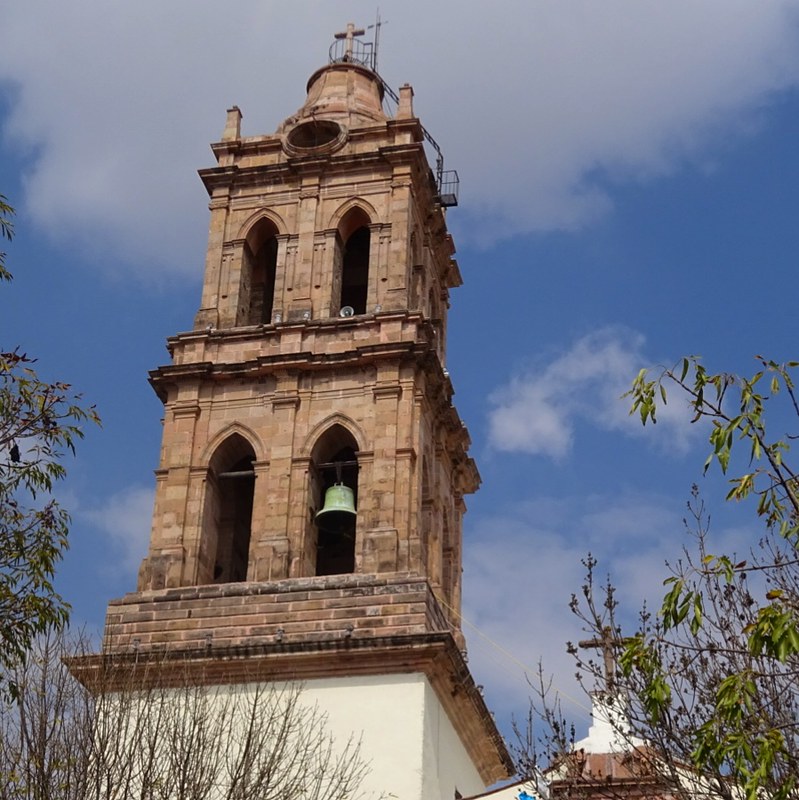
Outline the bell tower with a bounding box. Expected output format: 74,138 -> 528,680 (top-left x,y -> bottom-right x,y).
99,27 -> 512,798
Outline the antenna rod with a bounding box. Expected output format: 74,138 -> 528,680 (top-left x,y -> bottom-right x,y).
373,9 -> 381,72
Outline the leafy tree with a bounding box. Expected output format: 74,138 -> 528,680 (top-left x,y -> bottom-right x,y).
0,633 -> 372,800
0,195 -> 100,697
521,357 -> 799,800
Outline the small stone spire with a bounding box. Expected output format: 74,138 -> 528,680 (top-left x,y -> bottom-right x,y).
397,84 -> 414,120
221,106 -> 242,141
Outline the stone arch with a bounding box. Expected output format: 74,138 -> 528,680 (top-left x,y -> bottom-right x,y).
198,431 -> 258,585
326,197 -> 379,232
238,208 -> 289,240
300,413 -> 365,459
200,422 -> 265,466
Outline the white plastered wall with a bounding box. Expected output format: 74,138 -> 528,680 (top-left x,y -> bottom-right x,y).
228,673 -> 485,800
420,679 -> 484,799
108,671 -> 487,800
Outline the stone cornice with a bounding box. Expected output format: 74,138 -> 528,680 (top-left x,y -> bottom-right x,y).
200,139 -> 432,198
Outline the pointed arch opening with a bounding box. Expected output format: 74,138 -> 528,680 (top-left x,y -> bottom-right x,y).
200,433 -> 256,584
427,285 -> 441,322
335,207 -> 371,316
244,218 -> 278,325
409,230 -> 423,310
309,425 -> 359,576
442,509 -> 456,608
421,456 -> 440,583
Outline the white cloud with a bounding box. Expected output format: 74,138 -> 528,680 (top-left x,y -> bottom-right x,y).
462,483 -> 769,735
1,2 -> 798,273
487,326 -> 697,458
82,485 -> 154,573
462,489 -> 686,729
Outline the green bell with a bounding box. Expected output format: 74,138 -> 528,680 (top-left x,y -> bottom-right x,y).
315,483 -> 357,533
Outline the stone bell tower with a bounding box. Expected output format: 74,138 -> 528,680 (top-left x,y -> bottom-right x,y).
98,26 -> 512,799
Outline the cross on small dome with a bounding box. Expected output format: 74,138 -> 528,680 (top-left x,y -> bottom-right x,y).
334,22 -> 365,61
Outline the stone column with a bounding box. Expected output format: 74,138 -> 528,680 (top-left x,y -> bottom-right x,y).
309,230 -> 330,319
136,468 -> 184,591
386,171 -> 412,309
194,196 -> 230,330
361,366 -> 402,573
267,374 -> 301,572
368,222 -> 391,312
249,459 -> 291,581
270,233 -> 291,323
288,181 -> 318,320
320,229 -> 341,317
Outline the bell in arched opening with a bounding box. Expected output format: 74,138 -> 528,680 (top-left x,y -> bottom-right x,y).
310,433 -> 359,577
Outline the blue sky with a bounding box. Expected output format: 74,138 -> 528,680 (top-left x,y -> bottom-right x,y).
2,2 -> 799,738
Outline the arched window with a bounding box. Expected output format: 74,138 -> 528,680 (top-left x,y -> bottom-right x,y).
427,285 -> 440,322
409,231 -> 422,310
200,434 -> 256,584
441,510 -> 454,605
309,425 -> 359,576
335,208 -> 371,316
244,219 -> 278,325
421,456 -> 439,582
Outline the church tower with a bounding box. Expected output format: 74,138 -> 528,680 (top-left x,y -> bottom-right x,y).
98,27 -> 512,798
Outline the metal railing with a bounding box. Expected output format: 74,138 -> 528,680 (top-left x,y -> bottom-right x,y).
328,37 -> 459,208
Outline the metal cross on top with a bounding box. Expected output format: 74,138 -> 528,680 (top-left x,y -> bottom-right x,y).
578,626 -> 631,693
334,22 -> 366,60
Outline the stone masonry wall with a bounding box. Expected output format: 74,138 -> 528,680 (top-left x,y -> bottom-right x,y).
104,573 -> 452,655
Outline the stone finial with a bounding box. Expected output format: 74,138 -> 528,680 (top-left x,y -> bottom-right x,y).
222,106 -> 242,141
397,84 -> 414,120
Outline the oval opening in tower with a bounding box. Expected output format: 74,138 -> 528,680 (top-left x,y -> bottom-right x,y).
286,120 -> 345,152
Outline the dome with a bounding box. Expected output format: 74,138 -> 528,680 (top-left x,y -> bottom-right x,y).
277,61 -> 386,137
